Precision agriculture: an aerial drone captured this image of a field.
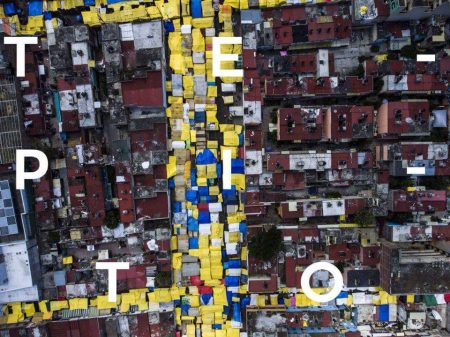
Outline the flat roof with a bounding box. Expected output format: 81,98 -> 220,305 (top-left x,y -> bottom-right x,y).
0,241 -> 35,299
0,76 -> 22,164
0,180 -> 18,236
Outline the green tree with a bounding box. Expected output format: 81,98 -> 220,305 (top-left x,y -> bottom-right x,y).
370,45 -> 380,53
267,130 -> 278,142
400,45 -> 418,59
48,230 -> 60,244
155,271 -> 172,287
104,209 -> 120,230
248,226 -> 283,261
354,209 -> 375,227
352,64 -> 365,78
374,78 -> 384,93
389,176 -> 414,190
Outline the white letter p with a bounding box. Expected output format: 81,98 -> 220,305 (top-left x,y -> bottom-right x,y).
16,150 -> 49,190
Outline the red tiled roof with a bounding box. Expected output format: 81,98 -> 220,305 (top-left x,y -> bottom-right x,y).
122,71 -> 164,107
285,256 -> 299,287
308,17 -> 351,42
244,77 -> 262,101
360,245 -> 380,266
345,198 -> 366,215
330,151 -> 373,170
85,166 -> 105,227
277,108 -> 323,141
326,105 -> 374,140
390,190 -> 447,213
290,53 -> 316,73
135,192 -> 169,219
130,125 -> 167,153
245,126 -> 263,150
243,49 -> 257,69
440,56 -> 450,77
281,7 -> 306,22
61,111 -> 80,132
118,265 -> 147,288
274,26 -> 293,46
57,78 -> 76,91
374,0 -> 389,16
406,74 -> 447,92
247,253 -> 277,275
381,101 -> 430,135
386,22 -> 409,38
248,274 -> 278,292
24,114 -> 46,136
273,171 -> 305,190
267,153 -> 290,171
279,202 -> 304,219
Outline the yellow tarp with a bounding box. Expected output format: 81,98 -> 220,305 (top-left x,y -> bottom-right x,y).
170,54 -> 186,74
169,32 -> 183,54
50,300 -> 69,312
96,296 -> 119,310
192,29 -> 205,53
63,256 -> 73,264
167,156 -> 177,178
69,298 -> 88,310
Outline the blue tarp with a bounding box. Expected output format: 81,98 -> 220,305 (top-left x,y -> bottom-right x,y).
196,149 -> 217,165
164,21 -> 175,32
201,294 -> 213,305
222,190 -> 238,205
232,302 -> 241,323
195,111 -> 206,123
222,186 -> 236,197
187,217 -> 199,231
3,3 -> 17,16
84,0 -> 96,5
181,303 -> 190,315
107,0 -> 127,3
378,304 -> 389,321
198,186 -> 209,197
226,291 -> 234,305
239,222 -> 247,235
28,1 -> 43,16
212,324 -> 222,330
43,12 -> 52,20
224,276 -> 239,287
168,178 -> 175,189
172,202 -> 182,213
191,169 -> 197,186
240,273 -> 248,284
53,91 -> 62,123
224,259 -> 241,269
241,296 -> 250,308
200,196 -> 216,203
216,163 -> 222,178
337,291 -> 348,299
189,237 -> 199,249
278,295 -> 284,305
231,159 -> 245,174
186,190 -> 198,203
54,270 -> 66,286
191,0 -> 202,18
198,211 -> 210,224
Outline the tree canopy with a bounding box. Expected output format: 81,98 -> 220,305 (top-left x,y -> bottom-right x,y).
248,226 -> 283,261
105,209 -> 120,230
354,209 -> 375,227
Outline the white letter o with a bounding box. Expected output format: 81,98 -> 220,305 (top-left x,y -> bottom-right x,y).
300,261 -> 344,303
